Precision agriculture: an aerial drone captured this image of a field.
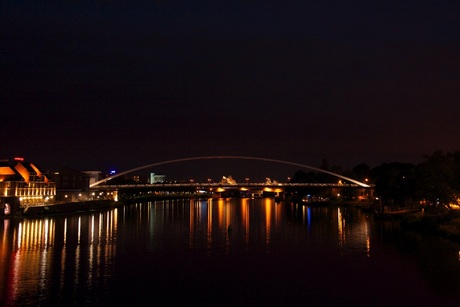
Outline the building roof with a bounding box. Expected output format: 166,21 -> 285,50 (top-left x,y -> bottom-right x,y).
0,158 -> 49,184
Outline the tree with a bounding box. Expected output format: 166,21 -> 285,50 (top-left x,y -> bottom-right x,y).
352,163 -> 370,182
371,162 -> 416,207
415,151 -> 460,208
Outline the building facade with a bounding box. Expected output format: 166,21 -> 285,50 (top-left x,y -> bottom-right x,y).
0,158 -> 56,216
50,167 -> 92,202
150,173 -> 166,183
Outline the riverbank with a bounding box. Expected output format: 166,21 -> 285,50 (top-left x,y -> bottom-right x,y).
21,200 -> 121,216
401,206 -> 460,242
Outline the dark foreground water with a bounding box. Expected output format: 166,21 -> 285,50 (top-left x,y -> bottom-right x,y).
1,198 -> 460,306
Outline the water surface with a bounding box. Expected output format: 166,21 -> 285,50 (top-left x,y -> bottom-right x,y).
1,199 -> 460,306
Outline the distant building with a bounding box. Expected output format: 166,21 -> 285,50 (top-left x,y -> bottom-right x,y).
50,167 -> 91,202
82,170 -> 101,187
220,176 -> 236,185
150,173 -> 166,183
0,157 -> 56,216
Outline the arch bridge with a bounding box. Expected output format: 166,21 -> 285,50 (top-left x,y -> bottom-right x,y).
90,156 -> 370,188
89,156 -> 372,200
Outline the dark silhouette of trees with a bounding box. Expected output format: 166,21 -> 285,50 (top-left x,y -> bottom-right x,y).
371,162 -> 417,207
414,151 -> 460,208
289,151 -> 460,209
352,163 -> 370,182
368,151 -> 460,209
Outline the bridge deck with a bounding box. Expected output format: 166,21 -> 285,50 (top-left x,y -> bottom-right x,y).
92,182 -> 372,190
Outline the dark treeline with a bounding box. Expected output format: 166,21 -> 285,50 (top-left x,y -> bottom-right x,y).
291,151 -> 460,209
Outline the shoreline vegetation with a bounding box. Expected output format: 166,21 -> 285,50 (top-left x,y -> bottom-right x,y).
351,200 -> 460,242
303,199 -> 460,243
400,206 -> 460,242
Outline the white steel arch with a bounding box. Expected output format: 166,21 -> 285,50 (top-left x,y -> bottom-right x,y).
90,156 -> 370,188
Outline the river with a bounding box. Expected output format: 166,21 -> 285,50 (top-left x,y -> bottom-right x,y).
1,198 -> 460,306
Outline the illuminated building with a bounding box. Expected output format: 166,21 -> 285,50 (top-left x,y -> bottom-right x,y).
0,157 -> 56,216
150,173 -> 166,183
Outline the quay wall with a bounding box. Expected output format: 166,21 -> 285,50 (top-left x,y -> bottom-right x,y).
22,200 -> 120,216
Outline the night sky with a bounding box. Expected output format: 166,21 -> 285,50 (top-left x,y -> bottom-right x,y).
2,1 -> 460,181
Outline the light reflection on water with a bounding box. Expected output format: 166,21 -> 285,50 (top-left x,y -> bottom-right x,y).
1,199 -> 460,306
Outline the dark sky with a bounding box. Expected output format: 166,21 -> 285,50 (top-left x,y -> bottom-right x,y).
2,1 -> 460,181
